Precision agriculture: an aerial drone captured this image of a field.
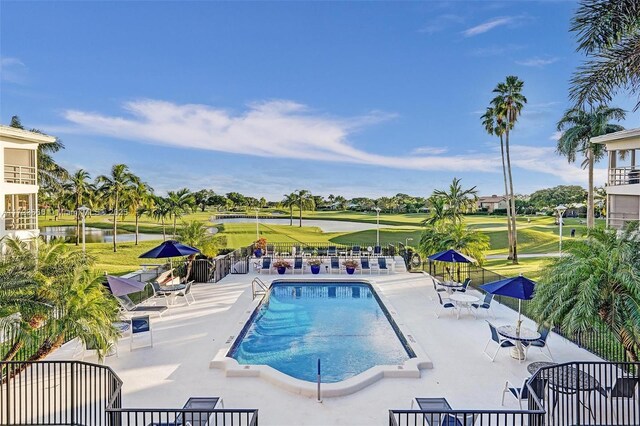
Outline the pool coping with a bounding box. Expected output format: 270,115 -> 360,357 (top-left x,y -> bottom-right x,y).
209,277 -> 433,398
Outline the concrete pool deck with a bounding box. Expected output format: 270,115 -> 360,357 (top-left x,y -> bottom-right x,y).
48,269 -> 602,425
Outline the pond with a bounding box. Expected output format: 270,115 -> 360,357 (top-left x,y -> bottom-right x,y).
211,217 -> 390,232
39,226 -> 163,243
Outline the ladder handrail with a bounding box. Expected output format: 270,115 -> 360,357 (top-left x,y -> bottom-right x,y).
252,277 -> 268,299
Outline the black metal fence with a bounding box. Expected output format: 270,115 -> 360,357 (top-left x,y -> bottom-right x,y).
106,408 -> 259,425
251,242 -> 399,257
389,361 -> 639,426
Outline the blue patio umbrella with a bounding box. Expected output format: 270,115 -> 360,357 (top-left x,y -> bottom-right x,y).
427,249 -> 476,263
139,240 -> 200,280
480,274 -> 536,334
106,275 -> 147,296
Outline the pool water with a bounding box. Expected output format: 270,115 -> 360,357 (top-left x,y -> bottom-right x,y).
230,281 -> 413,383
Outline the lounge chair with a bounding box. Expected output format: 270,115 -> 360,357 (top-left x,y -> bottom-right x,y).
377,257 -> 390,274
603,376 -> 639,423
412,397 -> 476,426
455,278 -> 471,293
471,293 -> 495,318
483,321 -> 515,361
436,293 -> 456,318
259,257 -> 272,274
373,245 -> 382,256
116,295 -> 167,318
174,281 -> 195,305
330,257 -> 341,274
327,246 -> 337,256
266,244 -> 275,256
293,257 -> 304,274
149,397 -> 221,426
502,377 -> 547,409
351,245 -> 361,256
524,326 -> 553,361
360,257 -> 371,274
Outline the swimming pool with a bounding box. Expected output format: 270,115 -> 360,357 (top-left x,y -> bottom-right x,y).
229,281 -> 415,383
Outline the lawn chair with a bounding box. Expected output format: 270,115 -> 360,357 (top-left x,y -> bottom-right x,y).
265,244 -> 275,256
150,281 -> 172,305
259,257 -> 272,274
377,257 -> 390,274
360,257 -> 371,274
412,398 -> 476,426
373,245 -> 382,257
525,326 -> 553,361
351,245 -> 361,256
455,278 -> 471,293
483,321 -> 516,361
149,397 -> 221,426
436,293 -> 456,318
603,376 -> 640,423
502,376 -> 547,409
293,257 -> 304,274
471,293 -> 495,318
116,295 -> 167,318
330,257 -> 341,274
174,281 -> 196,305
327,246 -> 337,256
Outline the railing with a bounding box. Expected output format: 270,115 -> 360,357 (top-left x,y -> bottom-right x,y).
4,164 -> 36,185
3,210 -> 38,230
389,361 -> 639,426
608,212 -> 640,230
252,242 -> 399,257
1,360 -> 259,426
251,277 -> 268,299
609,166 -> 640,186
211,246 -> 251,282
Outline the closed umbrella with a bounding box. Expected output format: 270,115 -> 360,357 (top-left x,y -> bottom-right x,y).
139,240 -> 200,281
106,275 -> 147,296
479,274 -> 536,335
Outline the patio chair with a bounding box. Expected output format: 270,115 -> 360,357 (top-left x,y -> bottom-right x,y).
455,278 -> 471,293
411,397 -> 451,426
130,315 -> 153,351
149,397 -> 221,426
471,293 -> 495,318
483,321 -> 515,361
351,245 -> 361,256
603,376 -> 640,423
265,244 -> 275,256
330,257 -> 341,274
174,281 -> 196,305
502,377 -> 547,409
373,245 -> 382,256
377,257 -> 390,274
259,257 -> 272,274
292,245 -> 301,256
327,246 -> 337,256
116,295 -> 167,318
525,326 -> 553,361
360,257 -> 371,274
150,281 -> 172,305
435,293 -> 456,318
293,257 -> 304,274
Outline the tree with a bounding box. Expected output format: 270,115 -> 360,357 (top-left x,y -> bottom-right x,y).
194,189 -> 214,213
64,169 -> 94,246
431,177 -> 478,224
96,164 -> 135,252
556,105 -> 625,227
569,0 -> 640,109
482,106 -> 514,259
151,196 -> 170,241
166,188 -> 195,237
293,190 -> 315,227
226,192 -> 246,207
419,222 -> 490,268
282,193 -> 297,226
530,226 -> 640,361
125,178 -> 153,245
491,76 -> 527,263
422,196 -> 452,227
176,220 -> 227,257
529,186 -> 588,210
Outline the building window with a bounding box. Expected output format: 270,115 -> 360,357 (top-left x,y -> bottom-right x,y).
4,193 -> 37,230
4,148 -> 36,184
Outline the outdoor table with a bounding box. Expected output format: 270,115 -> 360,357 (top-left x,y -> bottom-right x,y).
497,325 -> 540,360
448,293 -> 479,319
438,281 -> 464,293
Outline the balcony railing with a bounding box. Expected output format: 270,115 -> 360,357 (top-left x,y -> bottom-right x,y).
608,166 -> 640,186
3,210 -> 38,231
1,360 -> 259,426
608,212 -> 640,229
4,164 -> 36,185
389,361 -> 639,426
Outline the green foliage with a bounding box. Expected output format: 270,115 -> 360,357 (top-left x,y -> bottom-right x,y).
529,185 -> 587,209
176,220 -> 227,257
419,222 -> 490,266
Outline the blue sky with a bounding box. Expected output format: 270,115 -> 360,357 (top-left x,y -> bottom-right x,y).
1,1 -> 636,200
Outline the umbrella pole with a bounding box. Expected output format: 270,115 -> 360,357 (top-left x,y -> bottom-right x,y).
517,299 -> 522,335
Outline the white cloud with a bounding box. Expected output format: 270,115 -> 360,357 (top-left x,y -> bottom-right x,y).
462,17 -> 514,37
1,57 -> 27,83
516,57 -> 559,67
470,44 -> 524,57
411,146 -> 448,155
550,131 -> 562,141
419,14 -> 464,34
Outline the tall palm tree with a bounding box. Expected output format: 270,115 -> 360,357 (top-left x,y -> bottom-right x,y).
422,196 -> 451,227
125,178 -> 154,245
293,189 -> 315,227
151,196 -> 170,241
491,76 -> 527,263
431,177 -> 478,224
531,226 -> 640,361
481,106 -> 514,259
166,188 -> 195,237
556,105 -> 625,228
282,193 -> 297,226
96,164 -> 135,252
64,169 -> 94,245
570,0 -> 640,109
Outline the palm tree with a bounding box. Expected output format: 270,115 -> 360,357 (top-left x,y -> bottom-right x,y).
293,189 -> 315,227
531,226 -> 640,361
151,196 -> 170,241
64,169 -> 94,246
166,188 -> 195,237
481,106 -> 514,259
96,164 -> 135,252
125,178 -> 154,245
556,105 -> 625,228
491,76 -> 527,263
570,0 -> 640,109
431,178 -> 478,224
419,222 -> 489,271
282,193 -> 297,226
422,196 -> 451,227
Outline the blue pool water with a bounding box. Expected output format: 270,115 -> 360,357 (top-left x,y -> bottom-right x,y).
230,281 -> 414,383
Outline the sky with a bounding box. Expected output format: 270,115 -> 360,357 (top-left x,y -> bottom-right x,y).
1,1 -> 637,200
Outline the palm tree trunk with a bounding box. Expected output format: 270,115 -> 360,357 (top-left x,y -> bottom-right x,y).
587,148 -> 595,228
75,196 -> 80,246
2,340 -> 24,362
173,215 -> 177,238
505,126 -> 518,264
290,206 -> 293,226
4,334 -> 66,380
135,212 -> 139,245
113,194 -> 118,253
299,204 -> 302,227
161,217 -> 166,241
500,136 -> 514,259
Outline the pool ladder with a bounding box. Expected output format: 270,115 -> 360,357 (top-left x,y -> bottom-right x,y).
252,277 -> 268,299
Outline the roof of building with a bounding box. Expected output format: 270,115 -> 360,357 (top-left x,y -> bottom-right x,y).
0,125 -> 56,144
591,128 -> 640,144
477,195 -> 505,203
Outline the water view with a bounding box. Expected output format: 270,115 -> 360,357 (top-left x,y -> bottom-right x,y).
39,226 -> 162,243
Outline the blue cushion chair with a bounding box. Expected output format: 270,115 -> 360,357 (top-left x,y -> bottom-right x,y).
483,321 -> 515,361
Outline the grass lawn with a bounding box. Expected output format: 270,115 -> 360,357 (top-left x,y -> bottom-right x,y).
483,257 -> 553,281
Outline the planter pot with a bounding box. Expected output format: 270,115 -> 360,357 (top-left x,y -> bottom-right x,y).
277,267 -> 287,275
254,249 -> 263,258
346,267 -> 356,275
310,265 -> 321,274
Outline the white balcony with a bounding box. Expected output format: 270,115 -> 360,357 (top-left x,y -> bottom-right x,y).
4,163 -> 37,185
4,210 -> 38,231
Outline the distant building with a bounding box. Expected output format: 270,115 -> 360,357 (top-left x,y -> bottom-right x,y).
477,195 -> 507,213
1,125 -> 55,249
592,129 -> 640,229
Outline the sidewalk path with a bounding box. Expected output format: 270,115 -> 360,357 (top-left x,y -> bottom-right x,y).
486,252 -> 560,260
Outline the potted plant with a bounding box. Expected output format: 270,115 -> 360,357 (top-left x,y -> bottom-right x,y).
308,258 -> 322,274
343,259 -> 359,275
272,259 -> 291,275
254,237 -> 267,258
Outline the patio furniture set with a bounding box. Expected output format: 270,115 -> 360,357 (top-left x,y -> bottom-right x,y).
255,255 -> 393,274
